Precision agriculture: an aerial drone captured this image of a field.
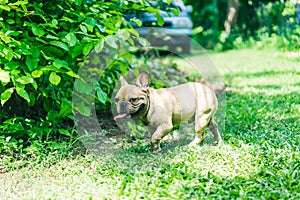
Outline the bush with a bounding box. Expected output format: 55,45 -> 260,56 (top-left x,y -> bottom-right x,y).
186,0 -> 300,51
0,0 -> 160,154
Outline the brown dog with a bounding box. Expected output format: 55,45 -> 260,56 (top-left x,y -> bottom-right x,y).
114,72 -> 222,152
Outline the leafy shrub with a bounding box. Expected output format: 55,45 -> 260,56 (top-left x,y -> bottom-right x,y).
186,0 -> 300,51
0,0 -> 162,154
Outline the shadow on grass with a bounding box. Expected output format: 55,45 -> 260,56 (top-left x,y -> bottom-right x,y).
75,86 -> 299,157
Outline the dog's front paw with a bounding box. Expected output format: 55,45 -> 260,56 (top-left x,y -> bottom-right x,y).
151,142 -> 161,153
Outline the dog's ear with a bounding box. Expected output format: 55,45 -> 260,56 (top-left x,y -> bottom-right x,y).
136,71 -> 149,88
120,74 -> 128,86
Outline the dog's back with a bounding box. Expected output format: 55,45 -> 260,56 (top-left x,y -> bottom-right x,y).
166,82 -> 217,123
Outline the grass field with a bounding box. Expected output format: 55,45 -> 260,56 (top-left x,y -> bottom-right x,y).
1,48 -> 299,199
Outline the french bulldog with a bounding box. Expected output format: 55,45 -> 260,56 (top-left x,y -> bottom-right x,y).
114,71 -> 222,152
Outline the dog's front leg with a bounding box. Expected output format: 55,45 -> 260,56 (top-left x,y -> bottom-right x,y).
151,123 -> 173,152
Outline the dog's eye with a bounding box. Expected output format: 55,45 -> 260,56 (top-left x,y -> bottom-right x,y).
129,98 -> 137,103
115,98 -> 119,102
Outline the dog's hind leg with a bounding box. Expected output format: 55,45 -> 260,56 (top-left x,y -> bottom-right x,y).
208,117 -> 223,144
189,112 -> 212,147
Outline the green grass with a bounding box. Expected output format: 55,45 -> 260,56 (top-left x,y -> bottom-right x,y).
1,48 -> 299,199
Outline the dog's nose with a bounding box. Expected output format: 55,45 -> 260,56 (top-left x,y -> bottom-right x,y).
120,101 -> 128,112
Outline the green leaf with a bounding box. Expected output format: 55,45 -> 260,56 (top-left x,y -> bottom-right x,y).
75,0 -> 82,6
66,71 -> 79,78
31,82 -> 38,90
29,92 -> 36,107
46,110 -> 57,121
53,59 -> 70,70
85,24 -> 93,33
42,65 -> 63,72
43,99 -> 52,112
85,17 -> 97,27
49,41 -> 69,51
8,1 -> 28,6
16,76 -> 34,84
3,48 -> 14,61
52,19 -> 58,25
74,79 -> 93,94
6,136 -> 12,142
75,102 -> 91,116
21,3 -> 27,12
6,19 -> 15,24
82,42 -> 93,56
32,24 -> 45,37
138,37 -> 150,47
1,88 -> 14,106
0,34 -> 12,43
127,29 -> 139,37
32,70 -> 43,78
79,24 -> 87,34
0,5 -> 11,11
72,45 -> 83,58
0,70 -> 10,83
58,129 -> 71,137
61,16 -> 74,23
65,32 -> 77,47
169,8 -> 180,16
31,48 -> 40,58
96,87 -> 107,104
6,31 -> 22,37
46,34 -> 59,40
145,6 -> 157,13
127,37 -> 134,46
16,88 -> 30,103
130,18 -> 142,27
58,99 -> 72,118
25,56 -> 39,71
155,13 -> 164,26
94,39 -> 104,53
49,72 -> 61,85
117,30 -> 130,41
105,35 -> 118,49
5,62 -> 19,71
41,46 -> 64,58
90,54 -> 101,65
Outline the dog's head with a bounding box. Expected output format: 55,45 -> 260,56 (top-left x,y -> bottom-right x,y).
114,72 -> 149,121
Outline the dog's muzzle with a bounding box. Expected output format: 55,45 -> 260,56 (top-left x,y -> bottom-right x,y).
114,101 -> 147,121
119,101 -> 128,113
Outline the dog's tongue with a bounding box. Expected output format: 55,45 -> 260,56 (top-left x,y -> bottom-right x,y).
114,113 -> 131,121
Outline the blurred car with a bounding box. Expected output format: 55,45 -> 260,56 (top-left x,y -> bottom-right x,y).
127,0 -> 193,54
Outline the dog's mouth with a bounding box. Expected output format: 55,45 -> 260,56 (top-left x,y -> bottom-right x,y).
114,104 -> 146,121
